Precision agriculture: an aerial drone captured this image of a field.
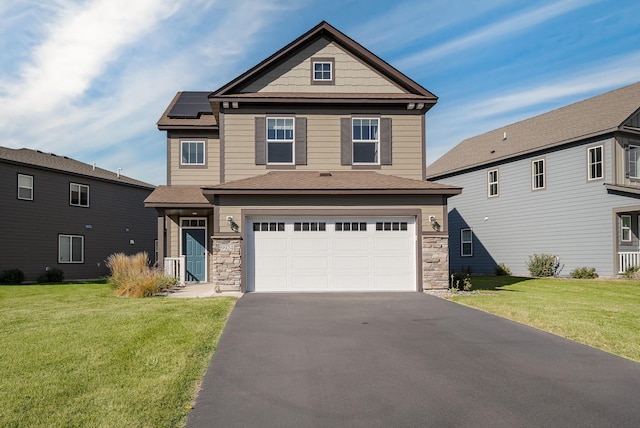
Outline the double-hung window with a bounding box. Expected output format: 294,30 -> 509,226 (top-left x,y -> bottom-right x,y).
587,145 -> 603,180
461,228 -> 473,257
352,118 -> 379,164
59,235 -> 84,263
621,215 -> 632,242
532,159 -> 545,190
181,141 -> 205,165
70,183 -> 89,207
18,174 -> 33,200
488,169 -> 499,197
627,145 -> 640,179
266,117 -> 294,164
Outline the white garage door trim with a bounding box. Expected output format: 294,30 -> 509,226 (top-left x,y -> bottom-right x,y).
246,217 -> 417,292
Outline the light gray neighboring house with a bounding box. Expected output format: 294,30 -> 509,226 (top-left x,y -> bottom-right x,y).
426,82 -> 640,277
0,147 -> 157,282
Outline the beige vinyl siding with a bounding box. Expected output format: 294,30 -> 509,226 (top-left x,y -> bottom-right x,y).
215,195 -> 445,234
223,110 -> 424,182
239,38 -> 405,94
168,135 -> 221,186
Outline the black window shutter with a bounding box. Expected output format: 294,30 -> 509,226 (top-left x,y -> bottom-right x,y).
380,118 -> 392,165
255,117 -> 266,165
295,117 -> 307,165
340,117 -> 351,165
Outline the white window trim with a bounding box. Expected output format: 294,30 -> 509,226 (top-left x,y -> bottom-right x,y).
180,140 -> 206,166
18,174 -> 33,200
621,215 -> 632,242
587,145 -> 604,181
461,228 -> 473,257
532,158 -> 545,190
352,117 -> 380,165
70,183 -> 89,207
266,117 -> 295,165
59,234 -> 84,263
312,61 -> 332,81
488,169 -> 499,197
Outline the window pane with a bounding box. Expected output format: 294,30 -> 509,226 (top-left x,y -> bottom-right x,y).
59,236 -> 70,262
353,142 -> 377,163
18,187 -> 32,199
71,237 -> 83,262
353,120 -> 362,140
267,142 -> 293,163
18,175 -> 32,187
80,187 -> 88,206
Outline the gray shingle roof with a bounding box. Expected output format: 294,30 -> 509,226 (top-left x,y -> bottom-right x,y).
426,81 -> 640,179
0,146 -> 155,189
144,185 -> 210,206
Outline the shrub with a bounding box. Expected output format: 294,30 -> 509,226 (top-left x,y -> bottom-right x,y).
526,254 -> 562,277
495,263 -> 511,276
2,269 -> 25,284
624,265 -> 640,280
106,252 -> 177,297
570,267 -> 598,279
46,268 -> 65,283
450,272 -> 472,292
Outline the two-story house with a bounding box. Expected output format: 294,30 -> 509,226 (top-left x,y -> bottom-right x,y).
426,82 -> 640,277
144,21 -> 461,292
0,147 -> 156,282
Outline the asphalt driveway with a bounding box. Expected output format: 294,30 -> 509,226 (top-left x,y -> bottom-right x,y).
186,293 -> 640,427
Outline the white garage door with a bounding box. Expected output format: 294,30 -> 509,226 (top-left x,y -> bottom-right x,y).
246,217 -> 416,292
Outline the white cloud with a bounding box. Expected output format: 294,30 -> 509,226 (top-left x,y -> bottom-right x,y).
0,0 -> 183,122
395,0 -> 595,70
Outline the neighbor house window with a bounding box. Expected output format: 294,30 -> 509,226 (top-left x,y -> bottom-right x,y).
181,141 -> 205,165
17,174 -> 33,200
488,169 -> 499,197
621,215 -> 632,242
70,183 -> 89,207
266,117 -> 294,164
352,118 -> 379,164
588,145 -> 603,180
532,159 -> 545,190
627,145 -> 640,179
59,235 -> 84,263
461,228 -> 473,257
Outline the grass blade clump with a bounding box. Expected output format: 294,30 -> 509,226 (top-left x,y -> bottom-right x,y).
106,252 -> 176,297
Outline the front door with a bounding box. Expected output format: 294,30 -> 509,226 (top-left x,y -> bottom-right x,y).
182,228 -> 206,282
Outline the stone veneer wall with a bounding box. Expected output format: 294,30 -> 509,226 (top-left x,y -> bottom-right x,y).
211,237 -> 242,291
422,235 -> 449,290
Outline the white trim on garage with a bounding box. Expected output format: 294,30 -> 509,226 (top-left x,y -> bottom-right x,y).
246,216 -> 417,292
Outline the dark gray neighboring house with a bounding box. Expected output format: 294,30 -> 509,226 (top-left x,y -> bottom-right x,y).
426,82 -> 640,277
0,147 -> 157,282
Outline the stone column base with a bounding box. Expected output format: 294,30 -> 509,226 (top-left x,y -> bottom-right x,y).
211,236 -> 242,292
422,235 -> 449,290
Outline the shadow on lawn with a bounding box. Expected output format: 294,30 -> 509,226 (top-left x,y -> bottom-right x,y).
470,276 -> 533,291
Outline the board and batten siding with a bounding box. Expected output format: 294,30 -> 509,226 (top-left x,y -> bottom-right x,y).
223,110 -> 424,182
0,163 -> 156,281
239,38 -> 405,94
214,194 -> 445,234
438,138 -> 640,277
168,133 -> 221,186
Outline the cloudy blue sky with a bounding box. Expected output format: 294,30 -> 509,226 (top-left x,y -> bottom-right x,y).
1,0 -> 639,185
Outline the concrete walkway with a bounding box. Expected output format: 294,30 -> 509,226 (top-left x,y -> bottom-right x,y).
165,283 -> 243,298
186,292 -> 640,428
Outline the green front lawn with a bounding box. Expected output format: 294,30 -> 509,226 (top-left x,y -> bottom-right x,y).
451,276 -> 640,362
0,282 -> 235,427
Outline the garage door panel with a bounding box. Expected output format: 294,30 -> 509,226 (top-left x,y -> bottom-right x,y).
374,256 -> 411,269
247,217 -> 416,292
255,238 -> 288,251
292,238 -> 329,251
292,255 -> 328,270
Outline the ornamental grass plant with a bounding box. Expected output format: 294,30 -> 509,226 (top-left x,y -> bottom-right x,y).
106,252 -> 176,297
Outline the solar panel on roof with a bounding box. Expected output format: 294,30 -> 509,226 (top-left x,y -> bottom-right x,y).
167,92 -> 213,119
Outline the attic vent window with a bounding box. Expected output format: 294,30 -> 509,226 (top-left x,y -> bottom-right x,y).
311,57 -> 334,85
